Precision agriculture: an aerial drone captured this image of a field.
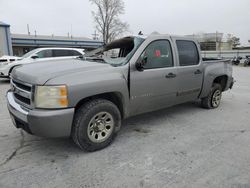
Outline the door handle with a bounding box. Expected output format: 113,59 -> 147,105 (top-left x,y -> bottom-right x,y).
194,69 -> 202,75
165,73 -> 176,78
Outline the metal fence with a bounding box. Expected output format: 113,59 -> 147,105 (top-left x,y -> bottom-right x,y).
201,50 -> 250,59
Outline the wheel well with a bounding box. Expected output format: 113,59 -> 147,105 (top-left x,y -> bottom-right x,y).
75,92 -> 125,119
8,65 -> 19,76
213,75 -> 228,91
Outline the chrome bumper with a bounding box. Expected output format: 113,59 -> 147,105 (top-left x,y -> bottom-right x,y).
7,91 -> 75,138
7,92 -> 28,122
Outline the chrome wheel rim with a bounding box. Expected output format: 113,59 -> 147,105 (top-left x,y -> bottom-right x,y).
212,90 -> 221,107
87,112 -> 114,143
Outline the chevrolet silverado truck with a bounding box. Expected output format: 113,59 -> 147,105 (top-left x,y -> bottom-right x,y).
6,34 -> 234,151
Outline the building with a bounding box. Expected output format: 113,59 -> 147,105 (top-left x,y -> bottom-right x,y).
0,21 -> 103,57
186,32 -> 233,51
11,34 -> 103,56
0,22 -> 13,56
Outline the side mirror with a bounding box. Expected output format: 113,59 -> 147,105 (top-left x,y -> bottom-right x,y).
31,55 -> 39,59
135,56 -> 147,71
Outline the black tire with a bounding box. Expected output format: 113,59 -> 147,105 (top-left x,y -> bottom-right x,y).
244,60 -> 249,67
8,68 -> 13,77
201,83 -> 222,109
72,99 -> 121,152
235,61 -> 240,65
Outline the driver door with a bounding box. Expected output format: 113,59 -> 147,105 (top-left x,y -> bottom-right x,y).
130,38 -> 178,115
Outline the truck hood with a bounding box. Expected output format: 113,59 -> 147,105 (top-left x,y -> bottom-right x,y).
11,58 -> 111,85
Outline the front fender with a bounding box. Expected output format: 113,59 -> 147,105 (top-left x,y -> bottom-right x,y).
46,69 -> 130,117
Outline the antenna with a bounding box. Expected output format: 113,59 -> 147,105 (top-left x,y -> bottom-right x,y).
70,24 -> 73,38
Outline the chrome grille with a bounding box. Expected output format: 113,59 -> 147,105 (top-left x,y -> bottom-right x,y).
11,79 -> 33,109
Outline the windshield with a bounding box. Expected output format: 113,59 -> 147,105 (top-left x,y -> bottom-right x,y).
22,49 -> 40,58
84,37 -> 145,66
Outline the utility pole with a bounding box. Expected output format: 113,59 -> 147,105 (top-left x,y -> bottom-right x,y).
92,30 -> 98,40
27,24 -> 30,35
70,24 -> 73,38
34,30 -> 37,37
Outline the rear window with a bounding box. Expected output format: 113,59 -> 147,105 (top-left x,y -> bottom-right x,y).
176,40 -> 199,66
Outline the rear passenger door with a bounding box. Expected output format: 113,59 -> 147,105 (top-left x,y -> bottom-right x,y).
175,40 -> 203,103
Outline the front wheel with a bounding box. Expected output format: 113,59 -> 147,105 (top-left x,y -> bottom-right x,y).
72,99 -> 121,152
244,60 -> 249,67
201,84 -> 222,109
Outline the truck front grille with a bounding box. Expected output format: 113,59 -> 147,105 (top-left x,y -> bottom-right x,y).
11,79 -> 33,109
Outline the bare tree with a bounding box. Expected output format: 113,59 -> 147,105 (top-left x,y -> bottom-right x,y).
227,34 -> 241,48
89,0 -> 129,44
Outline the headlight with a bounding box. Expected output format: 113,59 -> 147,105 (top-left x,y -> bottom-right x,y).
35,85 -> 68,109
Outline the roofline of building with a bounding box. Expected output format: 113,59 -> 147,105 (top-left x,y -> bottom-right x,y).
0,21 -> 10,27
11,37 -> 103,44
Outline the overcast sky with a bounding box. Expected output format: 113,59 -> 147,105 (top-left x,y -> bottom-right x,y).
0,0 -> 249,44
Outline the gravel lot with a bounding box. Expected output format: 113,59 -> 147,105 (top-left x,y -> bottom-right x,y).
0,66 -> 249,188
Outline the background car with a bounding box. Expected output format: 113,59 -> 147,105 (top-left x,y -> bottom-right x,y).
0,47 -> 85,78
0,55 -> 21,63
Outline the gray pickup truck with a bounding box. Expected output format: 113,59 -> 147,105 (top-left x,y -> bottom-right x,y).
7,34 -> 234,151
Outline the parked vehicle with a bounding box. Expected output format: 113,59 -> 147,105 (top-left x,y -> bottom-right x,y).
7,34 -> 234,151
0,48 -> 85,78
243,55 -> 250,66
231,56 -> 242,65
0,55 -> 21,63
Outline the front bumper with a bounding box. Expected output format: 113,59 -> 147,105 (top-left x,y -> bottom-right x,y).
0,66 -> 9,78
7,92 -> 75,138
0,72 -> 9,78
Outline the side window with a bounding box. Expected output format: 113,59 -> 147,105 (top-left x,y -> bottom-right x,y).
176,40 -> 199,66
36,50 -> 53,58
70,50 -> 82,56
140,40 -> 173,69
53,50 -> 69,57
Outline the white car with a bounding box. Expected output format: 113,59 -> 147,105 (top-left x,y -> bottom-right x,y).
0,55 -> 22,63
0,47 -> 85,78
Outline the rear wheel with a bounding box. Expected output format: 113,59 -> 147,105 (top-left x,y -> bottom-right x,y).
201,84 -> 222,109
72,99 -> 121,152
